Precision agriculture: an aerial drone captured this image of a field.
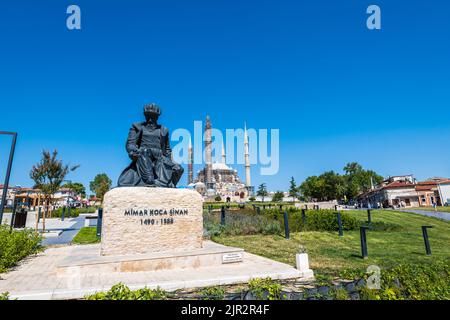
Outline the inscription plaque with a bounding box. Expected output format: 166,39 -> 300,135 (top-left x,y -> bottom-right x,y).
100,187 -> 203,256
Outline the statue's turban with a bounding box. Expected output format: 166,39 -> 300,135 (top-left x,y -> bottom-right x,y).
144,103 -> 161,116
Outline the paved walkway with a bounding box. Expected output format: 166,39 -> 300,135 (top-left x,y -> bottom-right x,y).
2,212 -> 92,246
399,209 -> 450,221
41,217 -> 85,246
0,242 -> 311,300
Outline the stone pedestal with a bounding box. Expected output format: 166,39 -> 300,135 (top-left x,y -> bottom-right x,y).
100,187 -> 203,256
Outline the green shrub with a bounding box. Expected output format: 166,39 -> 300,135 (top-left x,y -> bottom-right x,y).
339,268 -> 366,280
203,212 -> 282,237
262,221 -> 282,235
248,278 -> 285,300
198,286 -> 226,300
51,206 -> 97,218
264,209 -> 359,232
85,283 -> 167,300
358,261 -> 450,300
0,225 -> 41,273
0,292 -> 10,300
203,202 -> 295,211
304,210 -> 358,231
331,288 -> 349,300
203,222 -> 225,238
204,209 -> 360,236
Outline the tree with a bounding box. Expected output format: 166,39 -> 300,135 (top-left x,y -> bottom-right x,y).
344,162 -> 363,176
256,183 -> 268,202
288,177 -> 298,202
299,163 -> 383,203
89,174 -> 112,203
299,175 -> 324,201
272,191 -> 284,202
343,163 -> 383,201
320,171 -> 346,201
30,150 -> 78,231
61,182 -> 86,197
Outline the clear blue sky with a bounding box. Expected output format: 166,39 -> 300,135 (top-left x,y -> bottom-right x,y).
1,0 -> 449,194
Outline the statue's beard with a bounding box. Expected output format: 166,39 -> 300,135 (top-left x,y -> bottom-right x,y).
144,113 -> 159,124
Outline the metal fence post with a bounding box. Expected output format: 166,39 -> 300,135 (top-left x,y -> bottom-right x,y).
337,211 -> 343,237
220,206 -> 226,226
367,209 -> 372,224
421,226 -> 433,255
283,211 -> 290,239
301,208 -> 306,225
61,206 -> 66,221
10,198 -> 18,232
360,226 -> 369,259
96,208 -> 103,237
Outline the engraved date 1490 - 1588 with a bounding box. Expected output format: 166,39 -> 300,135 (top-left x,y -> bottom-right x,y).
140,218 -> 174,226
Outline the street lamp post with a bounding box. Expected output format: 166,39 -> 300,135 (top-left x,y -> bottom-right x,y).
0,131 -> 18,224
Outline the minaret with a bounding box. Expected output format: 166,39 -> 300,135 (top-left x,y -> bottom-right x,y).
205,116 -> 213,188
188,137 -> 193,185
244,123 -> 251,188
221,142 -> 226,164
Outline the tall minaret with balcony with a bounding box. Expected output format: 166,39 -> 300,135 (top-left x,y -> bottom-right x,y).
244,123 -> 253,195
204,116 -> 213,189
188,137 -> 193,185
221,142 -> 226,164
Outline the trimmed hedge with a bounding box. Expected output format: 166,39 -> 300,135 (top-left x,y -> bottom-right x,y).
204,209 -> 360,236
50,206 -> 97,218
0,225 -> 41,273
203,202 -> 295,210
264,209 -> 359,232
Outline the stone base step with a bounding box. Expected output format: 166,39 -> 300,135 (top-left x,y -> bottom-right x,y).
58,241 -> 244,275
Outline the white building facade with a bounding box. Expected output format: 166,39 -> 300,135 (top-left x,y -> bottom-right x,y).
438,182 -> 450,206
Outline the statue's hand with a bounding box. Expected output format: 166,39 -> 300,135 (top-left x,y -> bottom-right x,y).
129,148 -> 141,160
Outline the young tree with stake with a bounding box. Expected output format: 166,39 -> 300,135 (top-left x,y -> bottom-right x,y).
30,150 -> 78,232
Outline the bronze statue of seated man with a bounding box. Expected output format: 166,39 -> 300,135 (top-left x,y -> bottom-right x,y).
118,103 -> 184,188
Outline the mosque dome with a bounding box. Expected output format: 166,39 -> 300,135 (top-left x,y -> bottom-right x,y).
212,162 -> 232,171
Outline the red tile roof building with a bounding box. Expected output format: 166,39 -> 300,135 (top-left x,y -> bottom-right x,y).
359,175 -> 450,208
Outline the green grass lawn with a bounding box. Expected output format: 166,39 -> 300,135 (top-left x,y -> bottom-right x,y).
213,210 -> 450,277
72,227 -> 100,245
408,206 -> 450,213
